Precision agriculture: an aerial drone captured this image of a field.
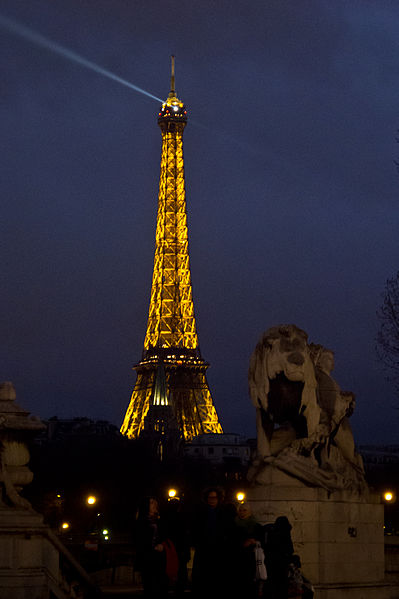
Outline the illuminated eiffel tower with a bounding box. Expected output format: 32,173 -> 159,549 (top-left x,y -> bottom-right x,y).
121,58 -> 223,446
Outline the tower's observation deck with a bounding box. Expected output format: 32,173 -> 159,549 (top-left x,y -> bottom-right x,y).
121,58 -> 223,443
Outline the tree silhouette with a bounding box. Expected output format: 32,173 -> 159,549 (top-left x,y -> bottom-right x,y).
376,271 -> 399,394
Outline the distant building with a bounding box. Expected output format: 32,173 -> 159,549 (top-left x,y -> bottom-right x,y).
37,417 -> 120,443
184,433 -> 252,465
358,445 -> 399,467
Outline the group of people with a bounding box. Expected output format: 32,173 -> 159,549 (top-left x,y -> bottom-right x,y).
134,488 -> 314,598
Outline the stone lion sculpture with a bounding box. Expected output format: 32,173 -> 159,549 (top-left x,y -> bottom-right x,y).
248,325 -> 366,494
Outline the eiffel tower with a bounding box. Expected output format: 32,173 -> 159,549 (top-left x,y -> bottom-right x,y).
121,58 -> 223,446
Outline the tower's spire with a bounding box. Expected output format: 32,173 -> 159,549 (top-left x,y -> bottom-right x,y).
159,56 -> 187,125
169,55 -> 175,98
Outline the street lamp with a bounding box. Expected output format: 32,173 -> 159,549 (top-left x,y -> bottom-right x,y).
236,491 -> 246,502
86,495 -> 97,506
61,522 -> 70,530
168,488 -> 178,500
383,491 -> 395,503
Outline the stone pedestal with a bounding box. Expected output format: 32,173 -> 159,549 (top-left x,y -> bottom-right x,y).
247,466 -> 398,599
0,508 -> 60,599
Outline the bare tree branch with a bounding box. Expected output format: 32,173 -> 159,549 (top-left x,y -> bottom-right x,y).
376,271 -> 399,392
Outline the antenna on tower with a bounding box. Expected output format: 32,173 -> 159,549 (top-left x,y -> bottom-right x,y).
169,55 -> 176,97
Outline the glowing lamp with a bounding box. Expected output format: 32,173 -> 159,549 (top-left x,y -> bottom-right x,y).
86,495 -> 97,506
61,522 -> 70,530
236,492 -> 245,502
384,491 -> 394,502
168,488 -> 177,499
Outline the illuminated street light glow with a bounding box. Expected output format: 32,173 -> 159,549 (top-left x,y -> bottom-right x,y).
61,522 -> 70,530
384,491 -> 394,502
102,529 -> 109,535
168,489 -> 177,499
86,495 -> 97,505
236,492 -> 245,502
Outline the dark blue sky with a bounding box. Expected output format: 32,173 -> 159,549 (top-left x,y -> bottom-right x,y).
1,1 -> 399,444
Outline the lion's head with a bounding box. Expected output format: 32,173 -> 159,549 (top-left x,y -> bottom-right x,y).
249,325 -> 319,434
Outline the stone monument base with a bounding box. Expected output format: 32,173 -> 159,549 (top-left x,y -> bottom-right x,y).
0,507 -> 61,599
247,466 -> 399,599
314,581 -> 396,599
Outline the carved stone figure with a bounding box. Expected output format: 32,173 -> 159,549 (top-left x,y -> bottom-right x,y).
0,382 -> 45,508
248,326 -> 366,494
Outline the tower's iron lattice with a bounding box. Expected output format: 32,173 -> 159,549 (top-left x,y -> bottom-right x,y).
121,58 -> 223,443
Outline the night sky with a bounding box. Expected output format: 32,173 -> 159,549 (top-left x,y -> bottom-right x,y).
2,1 -> 399,444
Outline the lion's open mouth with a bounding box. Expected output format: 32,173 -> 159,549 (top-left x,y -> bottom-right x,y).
267,372 -> 305,427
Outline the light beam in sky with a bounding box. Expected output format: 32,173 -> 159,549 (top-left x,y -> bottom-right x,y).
1,13 -> 260,156
0,13 -> 162,103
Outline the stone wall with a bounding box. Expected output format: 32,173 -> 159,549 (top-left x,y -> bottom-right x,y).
247,466 -> 399,599
0,510 -> 60,599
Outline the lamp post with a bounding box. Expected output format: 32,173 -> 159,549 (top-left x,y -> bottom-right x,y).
383,490 -> 397,536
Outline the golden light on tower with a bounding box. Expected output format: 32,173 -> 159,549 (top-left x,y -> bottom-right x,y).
120,57 -> 223,443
